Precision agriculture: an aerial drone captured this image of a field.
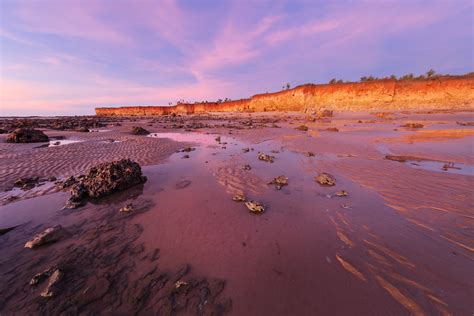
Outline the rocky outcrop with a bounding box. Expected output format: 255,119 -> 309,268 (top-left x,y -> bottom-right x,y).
95,75 -> 474,116
6,128 -> 49,143
66,159 -> 147,208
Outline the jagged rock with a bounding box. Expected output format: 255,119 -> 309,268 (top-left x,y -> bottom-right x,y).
268,175 -> 288,190
41,269 -> 63,298
25,225 -> 63,249
315,173 -> 336,186
336,190 -> 348,197
131,126 -> 150,135
258,153 -> 274,163
65,159 -> 147,208
6,128 -> 49,143
245,201 -> 265,213
232,194 -> 246,202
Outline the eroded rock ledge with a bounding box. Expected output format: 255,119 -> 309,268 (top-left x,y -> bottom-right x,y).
96,75 -> 474,116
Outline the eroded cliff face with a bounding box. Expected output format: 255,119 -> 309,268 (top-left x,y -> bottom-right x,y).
95,76 -> 474,116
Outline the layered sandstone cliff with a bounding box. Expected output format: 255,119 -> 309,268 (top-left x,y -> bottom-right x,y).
95,75 -> 474,116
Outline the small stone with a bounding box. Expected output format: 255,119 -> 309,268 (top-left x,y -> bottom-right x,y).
296,125 -> 308,131
175,280 -> 188,289
340,204 -> 352,209
119,204 -> 134,213
131,126 -> 150,135
181,147 -> 195,152
325,127 -> 339,132
315,173 -> 336,186
335,190 -> 348,197
242,148 -> 250,153
242,164 -> 252,171
232,194 -> 246,202
245,201 -> 265,214
402,123 -> 424,129
40,269 -> 63,298
215,136 -> 221,142
182,154 -> 190,159
258,153 -> 274,163
25,225 -> 63,249
306,152 -> 315,157
268,175 -> 288,190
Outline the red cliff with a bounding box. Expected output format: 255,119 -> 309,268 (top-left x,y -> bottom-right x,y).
95,75 -> 474,116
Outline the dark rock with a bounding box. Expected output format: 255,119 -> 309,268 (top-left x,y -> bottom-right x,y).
0,226 -> 16,236
325,127 -> 339,132
76,127 -> 90,132
268,175 -> 288,190
131,126 -> 150,135
65,159 -> 147,208
6,128 -> 49,143
296,125 -> 308,131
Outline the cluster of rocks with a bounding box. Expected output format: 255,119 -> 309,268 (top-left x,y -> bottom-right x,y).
66,159 -> 147,208
6,128 -> 49,143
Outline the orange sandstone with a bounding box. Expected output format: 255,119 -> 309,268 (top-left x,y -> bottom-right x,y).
95,75 -> 474,116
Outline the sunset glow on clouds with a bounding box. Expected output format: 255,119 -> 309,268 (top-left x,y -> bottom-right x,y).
0,0 -> 472,116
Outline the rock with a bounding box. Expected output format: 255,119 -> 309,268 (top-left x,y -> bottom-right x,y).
296,125 -> 308,131
76,126 -> 90,132
335,190 -> 348,197
258,153 -> 275,163
268,175 -> 288,190
175,280 -> 188,289
317,110 -> 334,118
315,173 -> 336,186
119,204 -> 134,213
245,201 -> 265,213
182,154 -> 190,159
60,176 -> 77,189
14,177 -> 39,190
242,148 -> 250,153
242,164 -> 252,171
65,159 -> 147,208
385,155 -> 407,162
180,147 -> 195,152
131,126 -> 150,135
6,128 -> 49,143
325,127 -> 339,132
41,269 -> 63,298
402,123 -> 424,128
175,179 -> 191,189
215,136 -> 221,142
30,266 -> 57,285
25,225 -> 63,249
0,128 -> 8,134
306,152 -> 315,157
232,194 -> 246,202
79,159 -> 147,198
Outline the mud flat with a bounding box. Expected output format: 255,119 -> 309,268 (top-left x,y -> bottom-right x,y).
0,110 -> 473,315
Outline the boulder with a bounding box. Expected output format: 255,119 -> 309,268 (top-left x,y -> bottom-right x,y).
6,128 -> 49,143
65,159 -> 147,208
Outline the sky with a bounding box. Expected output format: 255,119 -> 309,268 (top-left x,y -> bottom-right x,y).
0,0 -> 473,116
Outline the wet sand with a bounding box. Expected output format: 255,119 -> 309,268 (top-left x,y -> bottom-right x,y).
0,111 -> 473,315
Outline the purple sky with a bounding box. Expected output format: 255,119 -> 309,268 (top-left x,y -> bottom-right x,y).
1,0 -> 472,116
